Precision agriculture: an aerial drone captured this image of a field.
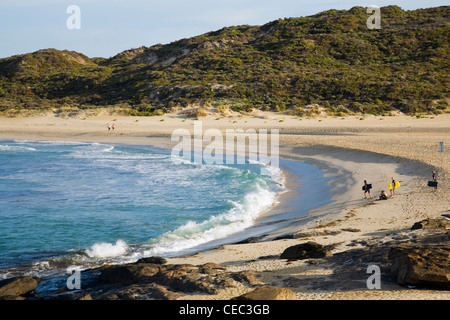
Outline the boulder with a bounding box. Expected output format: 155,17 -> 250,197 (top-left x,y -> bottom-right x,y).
97,262 -> 236,297
233,286 -> 297,300
232,270 -> 262,285
411,217 -> 450,230
112,283 -> 184,300
0,276 -> 38,298
149,264 -> 214,293
99,263 -> 161,284
389,244 -> 450,289
199,262 -> 226,274
51,292 -> 93,300
280,241 -> 332,260
135,256 -> 167,265
275,229 -> 341,240
235,235 -> 267,244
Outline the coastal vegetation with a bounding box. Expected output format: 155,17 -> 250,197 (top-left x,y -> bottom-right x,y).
0,5 -> 449,116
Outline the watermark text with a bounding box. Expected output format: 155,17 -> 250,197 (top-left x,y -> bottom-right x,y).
66,5 -> 81,30
171,121 -> 279,176
367,6 -> 381,30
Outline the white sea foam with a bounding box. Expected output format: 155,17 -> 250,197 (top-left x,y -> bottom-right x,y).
248,159 -> 283,184
85,240 -> 128,258
0,145 -> 37,152
102,145 -> 115,152
68,143 -> 169,161
19,140 -> 89,146
142,183 -> 277,256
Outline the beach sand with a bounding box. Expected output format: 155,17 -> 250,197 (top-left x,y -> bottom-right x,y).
0,110 -> 449,300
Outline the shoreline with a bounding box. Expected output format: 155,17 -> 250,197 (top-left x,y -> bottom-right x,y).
0,136 -> 333,263
0,112 -> 449,300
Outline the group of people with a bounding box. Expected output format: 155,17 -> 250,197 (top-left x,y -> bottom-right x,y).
362,179 -> 394,200
363,170 -> 438,201
106,123 -> 115,131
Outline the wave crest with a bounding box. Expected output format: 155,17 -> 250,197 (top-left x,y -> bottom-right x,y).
142,182 -> 277,256
85,240 -> 128,258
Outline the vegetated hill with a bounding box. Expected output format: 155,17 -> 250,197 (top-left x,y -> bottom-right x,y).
0,5 -> 449,116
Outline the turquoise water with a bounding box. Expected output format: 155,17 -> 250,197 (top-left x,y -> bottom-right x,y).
0,139 -> 284,279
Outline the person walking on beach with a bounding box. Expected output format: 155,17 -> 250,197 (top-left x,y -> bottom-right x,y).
363,180 -> 372,199
432,170 -> 438,189
390,177 -> 396,198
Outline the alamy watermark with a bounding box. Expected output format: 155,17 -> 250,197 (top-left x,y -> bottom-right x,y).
367,5 -> 381,30
170,121 -> 279,175
66,266 -> 81,290
65,4 -> 380,31
66,5 -> 81,30
366,264 -> 381,289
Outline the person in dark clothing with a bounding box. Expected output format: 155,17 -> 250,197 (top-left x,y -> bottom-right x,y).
432,170 -> 438,189
363,180 -> 372,199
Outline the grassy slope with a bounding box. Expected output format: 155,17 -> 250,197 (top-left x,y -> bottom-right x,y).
0,5 -> 448,116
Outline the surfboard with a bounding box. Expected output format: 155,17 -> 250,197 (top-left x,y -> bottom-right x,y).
428,181 -> 438,187
388,181 -> 400,190
362,184 -> 372,191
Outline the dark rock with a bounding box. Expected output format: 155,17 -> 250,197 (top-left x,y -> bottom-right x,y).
135,256 -> 167,265
232,270 -> 261,285
99,293 -> 119,300
99,263 -> 161,284
99,266 -> 135,285
389,244 -> 450,289
280,241 -> 332,260
0,295 -> 27,300
50,292 -> 93,300
96,261 -> 236,297
411,217 -> 450,230
218,277 -> 239,289
233,286 -> 297,300
145,284 -> 185,300
113,283 -> 184,300
149,264 -> 211,293
275,229 -> 341,240
0,276 -> 38,298
235,235 -> 266,244
341,228 -> 361,233
199,262 -> 226,274
258,254 -> 279,260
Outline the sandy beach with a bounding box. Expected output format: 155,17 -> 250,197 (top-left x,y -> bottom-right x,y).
0,110 -> 449,300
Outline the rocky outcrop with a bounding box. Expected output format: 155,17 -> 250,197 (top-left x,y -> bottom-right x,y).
231,270 -> 262,286
98,262 -> 162,285
104,283 -> 185,300
411,217 -> 450,230
233,286 -> 297,300
147,264 -> 220,294
0,276 -> 38,300
18,216 -> 450,300
44,258 -> 263,300
280,241 -> 332,260
389,244 -> 450,289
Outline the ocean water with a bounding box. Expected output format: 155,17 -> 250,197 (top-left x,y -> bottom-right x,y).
0,139 -> 285,279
